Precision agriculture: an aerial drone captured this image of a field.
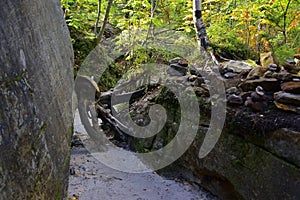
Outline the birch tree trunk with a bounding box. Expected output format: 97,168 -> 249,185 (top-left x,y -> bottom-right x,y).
193,0 -> 210,51
0,0 -> 74,199
193,0 -> 220,68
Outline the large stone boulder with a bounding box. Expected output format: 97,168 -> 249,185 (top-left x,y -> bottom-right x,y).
0,0 -> 74,199
177,107 -> 300,199
129,88 -> 300,199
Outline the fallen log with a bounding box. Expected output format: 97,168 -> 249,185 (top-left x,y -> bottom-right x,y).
98,88 -> 146,106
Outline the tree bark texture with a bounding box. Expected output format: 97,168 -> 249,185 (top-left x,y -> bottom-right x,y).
193,0 -> 210,51
0,0 -> 74,199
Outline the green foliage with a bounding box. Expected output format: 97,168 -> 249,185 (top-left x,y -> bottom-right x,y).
61,0 -> 194,69
98,37 -> 179,90
207,19 -> 251,59
111,0 -> 193,33
202,0 -> 300,61
274,44 -> 297,63
61,0 -> 299,73
61,0 -> 99,71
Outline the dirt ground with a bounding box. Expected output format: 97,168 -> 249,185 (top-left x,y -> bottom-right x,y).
68,111 -> 218,200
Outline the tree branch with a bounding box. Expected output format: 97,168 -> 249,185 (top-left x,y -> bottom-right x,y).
94,0 -> 102,35
143,0 -> 158,46
95,0 -> 114,45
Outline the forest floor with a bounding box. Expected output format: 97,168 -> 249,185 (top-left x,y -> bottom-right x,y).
67,111 -> 218,200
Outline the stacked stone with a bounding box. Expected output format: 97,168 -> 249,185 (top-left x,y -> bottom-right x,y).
220,60 -> 253,79
282,54 -> 300,74
226,86 -> 243,106
271,54 -> 300,114
167,53 -> 300,114
223,52 -> 300,113
274,81 -> 300,114
244,86 -> 268,112
166,57 -> 189,76
165,57 -> 212,97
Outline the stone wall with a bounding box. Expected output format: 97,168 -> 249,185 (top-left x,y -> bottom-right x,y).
0,0 -> 74,199
130,88 -> 300,199
177,107 -> 300,199
179,125 -> 300,199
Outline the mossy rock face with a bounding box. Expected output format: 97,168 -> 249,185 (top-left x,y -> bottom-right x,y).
264,128 -> 300,167
123,64 -> 300,199
0,0 -> 74,199
180,130 -> 300,199
132,87 -> 300,199
181,110 -> 300,199
180,108 -> 300,199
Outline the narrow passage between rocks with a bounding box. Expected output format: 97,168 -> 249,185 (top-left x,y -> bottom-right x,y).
68,111 -> 218,200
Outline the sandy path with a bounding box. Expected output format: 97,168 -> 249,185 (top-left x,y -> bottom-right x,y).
68,111 -> 217,200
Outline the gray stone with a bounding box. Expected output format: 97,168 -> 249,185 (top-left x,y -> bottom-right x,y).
166,67 -> 185,76
166,62 -> 188,76
221,60 -> 253,73
246,66 -> 268,80
223,72 -> 238,79
281,81 -> 300,94
245,97 -> 267,112
274,91 -> 300,106
194,77 -> 205,87
272,71 -> 293,81
0,1 -> 74,199
266,128 -> 300,167
189,65 -> 201,76
286,59 -> 296,65
128,85 -> 300,200
226,87 -> 239,94
180,129 -> 300,200
227,94 -> 243,105
263,70 -> 273,78
283,61 -> 300,74
293,78 -> 300,82
239,78 -> 281,92
274,101 -> 300,114
188,75 -> 198,82
170,63 -> 188,75
193,86 -> 209,97
268,63 -> 280,72
169,57 -> 188,67
103,23 -> 121,38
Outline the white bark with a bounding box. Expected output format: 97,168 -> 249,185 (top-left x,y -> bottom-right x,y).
193,0 -> 209,51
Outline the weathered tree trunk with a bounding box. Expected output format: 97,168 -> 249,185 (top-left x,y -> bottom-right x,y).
193,0 -> 220,68
193,0 -> 210,51
0,0 -> 74,199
